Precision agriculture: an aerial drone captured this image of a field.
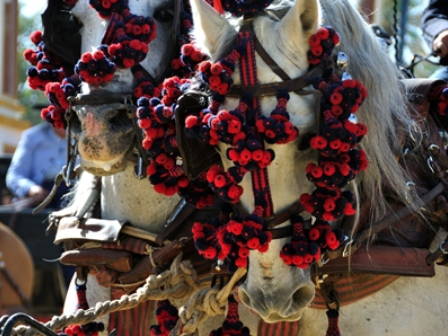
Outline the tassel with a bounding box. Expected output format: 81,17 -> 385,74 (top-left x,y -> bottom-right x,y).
63,281 -> 105,336
150,300 -> 179,336
210,295 -> 251,335
325,308 -> 341,336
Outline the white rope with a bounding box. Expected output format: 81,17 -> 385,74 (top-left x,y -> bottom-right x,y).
6,254 -> 199,336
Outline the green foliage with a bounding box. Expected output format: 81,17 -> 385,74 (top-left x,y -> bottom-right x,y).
377,0 -> 441,78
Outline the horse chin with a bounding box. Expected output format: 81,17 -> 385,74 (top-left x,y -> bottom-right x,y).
261,311 -> 304,324
79,145 -> 135,176
243,298 -> 307,324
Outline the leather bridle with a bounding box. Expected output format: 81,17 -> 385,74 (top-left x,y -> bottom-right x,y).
225,16 -> 326,239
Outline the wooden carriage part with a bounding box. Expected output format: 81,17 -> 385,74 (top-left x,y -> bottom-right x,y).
0,222 -> 34,315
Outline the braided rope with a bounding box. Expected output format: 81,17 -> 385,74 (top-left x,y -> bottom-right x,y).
8,254 -> 200,336
170,267 -> 247,336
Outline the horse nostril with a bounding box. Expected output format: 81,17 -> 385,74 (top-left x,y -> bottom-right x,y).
105,108 -> 119,121
238,287 -> 252,307
292,283 -> 315,307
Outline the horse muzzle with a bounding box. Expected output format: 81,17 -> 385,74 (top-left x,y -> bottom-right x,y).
70,98 -> 137,174
237,245 -> 316,323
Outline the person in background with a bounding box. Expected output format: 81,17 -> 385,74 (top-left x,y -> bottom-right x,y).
6,121 -> 75,288
6,122 -> 68,208
421,0 -> 448,81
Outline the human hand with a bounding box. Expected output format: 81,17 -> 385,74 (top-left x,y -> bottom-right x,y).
433,30 -> 448,57
27,185 -> 50,204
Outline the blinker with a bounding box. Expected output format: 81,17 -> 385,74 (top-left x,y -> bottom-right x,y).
41,0 -> 82,66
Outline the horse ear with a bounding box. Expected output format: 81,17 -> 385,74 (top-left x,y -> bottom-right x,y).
190,0 -> 233,59
279,0 -> 320,41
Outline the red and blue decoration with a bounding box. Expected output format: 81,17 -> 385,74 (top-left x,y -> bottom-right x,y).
299,78 -> 368,223
213,0 -> 274,17
62,283 -> 105,336
308,27 -> 340,66
193,206 -> 272,273
23,0 -> 216,209
75,49 -> 117,85
41,105 -> 67,129
188,21 -> 369,271
135,75 -> 216,209
45,76 -> 80,110
436,86 -> 448,116
280,216 -> 344,268
325,308 -> 341,336
210,295 -> 251,336
23,31 -> 67,90
149,300 -> 179,336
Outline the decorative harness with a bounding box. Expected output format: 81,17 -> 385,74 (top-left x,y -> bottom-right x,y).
15,0 -> 448,335
182,12 -> 448,336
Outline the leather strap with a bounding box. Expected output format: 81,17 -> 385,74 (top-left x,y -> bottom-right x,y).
233,200 -> 305,228
269,225 -> 294,240
155,199 -> 196,246
117,240 -> 184,284
227,66 -> 323,98
227,19 -> 324,98
253,31 -> 290,81
67,92 -> 134,106
327,181 -> 447,260
265,201 -> 305,228
315,245 -> 434,277
60,248 -> 134,273
426,235 -> 448,265
401,78 -> 447,105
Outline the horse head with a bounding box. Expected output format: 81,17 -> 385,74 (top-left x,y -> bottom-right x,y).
189,0 -> 417,324
68,0 -> 178,175
190,0 -> 321,322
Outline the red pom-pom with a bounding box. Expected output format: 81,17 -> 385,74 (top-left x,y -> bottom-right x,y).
30,31 -> 42,44
228,221 -> 244,235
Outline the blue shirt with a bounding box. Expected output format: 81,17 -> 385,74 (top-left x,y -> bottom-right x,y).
6,123 -> 67,198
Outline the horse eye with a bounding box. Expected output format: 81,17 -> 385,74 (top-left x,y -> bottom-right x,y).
154,8 -> 174,23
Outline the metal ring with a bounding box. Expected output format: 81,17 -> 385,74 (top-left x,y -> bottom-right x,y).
427,156 -> 435,174
440,241 -> 448,255
428,144 -> 440,152
406,181 -> 416,188
405,181 -> 416,203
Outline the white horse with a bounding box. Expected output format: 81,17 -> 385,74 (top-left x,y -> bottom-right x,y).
20,0 -> 264,335
189,0 -> 448,334
56,0 -> 192,334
